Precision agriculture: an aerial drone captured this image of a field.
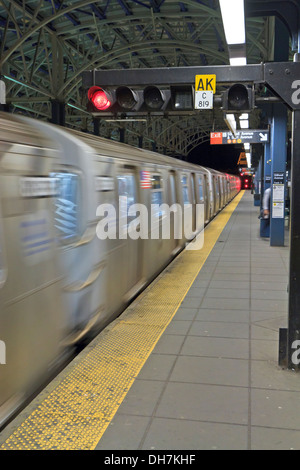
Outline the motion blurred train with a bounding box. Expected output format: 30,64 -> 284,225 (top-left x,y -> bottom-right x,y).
0,112 -> 241,426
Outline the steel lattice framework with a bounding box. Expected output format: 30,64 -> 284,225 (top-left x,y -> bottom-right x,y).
0,0 -> 290,155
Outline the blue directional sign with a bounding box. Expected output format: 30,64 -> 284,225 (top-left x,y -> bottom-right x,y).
210,129 -> 269,145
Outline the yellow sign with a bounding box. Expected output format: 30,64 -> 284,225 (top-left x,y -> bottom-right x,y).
237,152 -> 247,165
195,74 -> 216,93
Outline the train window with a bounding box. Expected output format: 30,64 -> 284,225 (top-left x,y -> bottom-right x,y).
151,175 -> 163,205
151,174 -> 165,218
117,174 -> 137,230
52,172 -> 81,243
198,176 -> 204,202
181,175 -> 190,204
215,177 -> 219,196
117,174 -> 136,207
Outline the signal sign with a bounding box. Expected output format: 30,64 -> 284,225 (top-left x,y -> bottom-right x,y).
195,91 -> 213,109
237,152 -> 248,165
195,75 -> 216,93
195,75 -> 216,110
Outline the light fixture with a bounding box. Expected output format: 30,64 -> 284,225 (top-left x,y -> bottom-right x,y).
224,113 -> 237,136
219,0 -> 246,45
240,120 -> 249,129
229,57 -> 247,66
246,154 -> 251,168
239,112 -> 249,128
244,143 -> 251,168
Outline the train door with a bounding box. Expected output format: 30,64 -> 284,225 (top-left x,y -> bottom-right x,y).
213,176 -> 218,213
0,203 -> 9,409
53,171 -> 81,244
168,171 -> 180,253
0,210 -> 5,291
191,173 -> 197,233
181,173 -> 192,239
51,169 -> 90,330
218,177 -> 222,210
117,168 -> 142,297
198,174 -> 205,228
218,177 -> 222,209
202,173 -> 209,223
207,172 -> 214,218
226,176 -> 230,203
220,177 -> 225,207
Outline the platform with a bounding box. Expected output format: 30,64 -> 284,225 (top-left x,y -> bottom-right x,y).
1,190 -> 299,451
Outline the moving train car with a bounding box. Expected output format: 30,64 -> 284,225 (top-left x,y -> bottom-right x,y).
0,112 -> 241,426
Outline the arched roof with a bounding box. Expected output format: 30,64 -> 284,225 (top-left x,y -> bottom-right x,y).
0,0 -> 293,156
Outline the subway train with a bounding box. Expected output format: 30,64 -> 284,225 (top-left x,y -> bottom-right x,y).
0,112 -> 241,427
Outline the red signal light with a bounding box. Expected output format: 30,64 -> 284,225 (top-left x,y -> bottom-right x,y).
245,179 -> 248,183
93,90 -> 111,110
88,86 -> 113,111
245,184 -> 248,188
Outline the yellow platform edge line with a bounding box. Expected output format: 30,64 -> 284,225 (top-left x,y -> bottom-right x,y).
115,189 -> 245,375
1,190 -> 245,450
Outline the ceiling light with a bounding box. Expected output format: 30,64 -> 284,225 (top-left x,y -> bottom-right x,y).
224,113 -> 237,135
246,154 -> 251,168
219,0 -> 246,45
240,120 -> 249,128
229,57 -> 247,66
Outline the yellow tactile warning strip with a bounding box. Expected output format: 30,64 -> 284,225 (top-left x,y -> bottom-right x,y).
1,191 -> 245,450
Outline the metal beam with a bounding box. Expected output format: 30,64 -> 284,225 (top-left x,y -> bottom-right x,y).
83,64 -> 264,87
83,61 -> 300,112
246,0 -> 300,52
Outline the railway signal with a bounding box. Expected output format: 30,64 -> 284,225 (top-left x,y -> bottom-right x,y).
87,84 -> 193,114
87,86 -> 114,111
222,83 -> 255,113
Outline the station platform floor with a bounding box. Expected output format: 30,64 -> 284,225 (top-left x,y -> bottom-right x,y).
1,190 -> 299,451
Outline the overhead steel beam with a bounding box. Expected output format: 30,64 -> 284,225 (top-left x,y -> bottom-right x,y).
246,0 -> 300,52
83,61 -> 300,111
83,64 -> 264,87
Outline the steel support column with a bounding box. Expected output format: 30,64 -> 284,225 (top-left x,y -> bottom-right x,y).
269,104 -> 287,246
260,140 -> 272,237
253,157 -> 262,206
285,108 -> 300,369
93,119 -> 100,136
51,100 -> 65,126
119,128 -> 125,143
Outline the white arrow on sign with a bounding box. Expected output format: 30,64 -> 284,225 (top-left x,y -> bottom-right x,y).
259,132 -> 268,142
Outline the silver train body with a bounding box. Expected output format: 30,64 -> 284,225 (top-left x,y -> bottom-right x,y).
0,112 -> 241,426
